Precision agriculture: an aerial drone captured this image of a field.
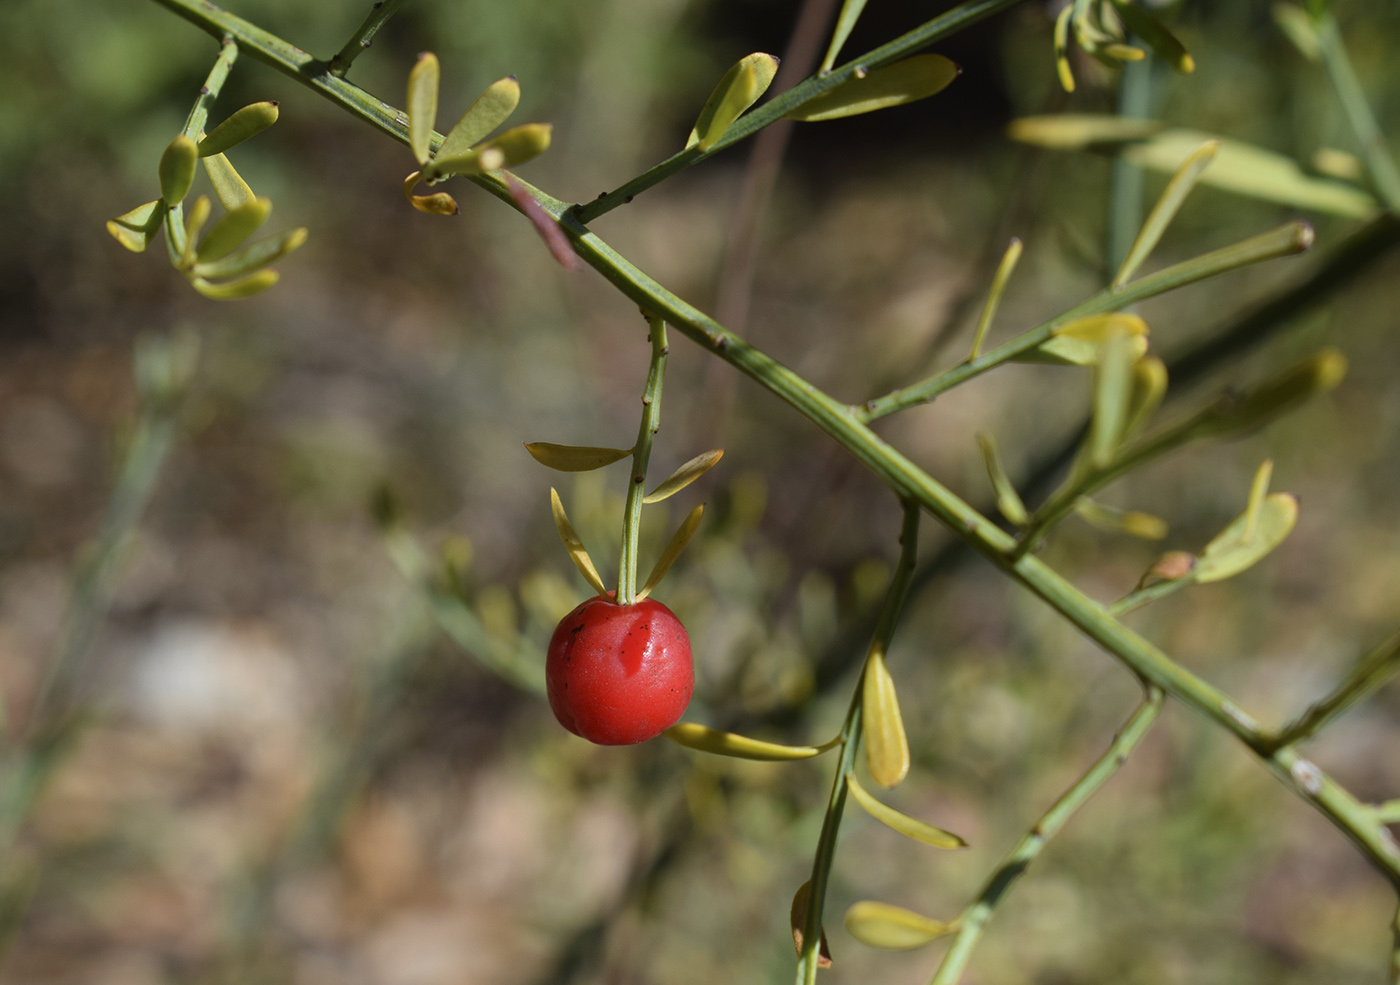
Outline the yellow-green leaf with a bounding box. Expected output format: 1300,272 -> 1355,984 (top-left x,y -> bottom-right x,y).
203,153 -> 256,211
193,227 -> 308,280
190,270 -> 279,300
1115,140 -> 1218,286
524,442 -> 633,472
844,901 -> 956,950
845,773 -> 966,849
402,171 -> 459,215
426,123 -> 553,179
1273,3 -> 1321,60
1053,4 -> 1076,92
688,53 -> 779,151
1007,114 -> 1167,150
1011,116 -> 1379,217
1124,356 -> 1168,438
1108,0 -> 1195,74
786,54 -> 959,122
106,200 -> 165,253
1074,499 -> 1169,540
821,0 -> 869,73
790,882 -> 833,968
407,51 -> 440,165
437,75 -> 521,161
643,449 -> 724,503
1194,492 -> 1298,583
665,722 -> 832,760
195,196 -> 272,264
181,194 -> 212,267
197,101 -> 279,157
1089,328 -> 1138,468
549,487 -> 608,596
1187,348 -> 1347,440
863,650 -> 909,789
1017,313 -> 1149,366
159,135 -> 198,206
636,505 -> 703,601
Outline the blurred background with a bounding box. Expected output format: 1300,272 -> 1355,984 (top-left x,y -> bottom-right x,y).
2,0 -> 1400,982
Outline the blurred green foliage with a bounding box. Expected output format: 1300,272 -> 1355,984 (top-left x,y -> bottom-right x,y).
1,1 -> 1400,984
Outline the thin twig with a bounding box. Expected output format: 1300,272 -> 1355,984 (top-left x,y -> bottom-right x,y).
328,0 -> 408,78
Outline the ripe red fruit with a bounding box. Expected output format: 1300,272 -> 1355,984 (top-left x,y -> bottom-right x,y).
546,595 -> 694,745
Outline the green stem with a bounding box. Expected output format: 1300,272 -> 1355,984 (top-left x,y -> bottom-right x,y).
1107,574 -> 1192,617
147,0 -> 1400,895
799,501 -> 919,985
855,222 -> 1313,423
572,0 -> 1026,223
930,688 -> 1164,985
1315,15 -> 1400,213
618,317 -> 669,605
328,0 -> 407,77
182,36 -> 239,140
1377,801 -> 1400,826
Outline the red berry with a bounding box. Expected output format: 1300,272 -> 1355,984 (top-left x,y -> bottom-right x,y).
546,595 -> 694,745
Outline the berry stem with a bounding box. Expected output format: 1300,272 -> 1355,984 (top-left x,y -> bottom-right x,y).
617,314 -> 669,604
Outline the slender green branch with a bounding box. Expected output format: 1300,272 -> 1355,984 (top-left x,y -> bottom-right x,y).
1377,801 -> 1400,826
328,0 -> 407,78
618,317 -> 668,605
1267,630 -> 1400,750
0,332 -> 194,863
1108,574 -> 1191,617
148,0 -> 1400,895
572,0 -> 1026,223
800,501 -> 920,985
1315,15 -> 1400,212
182,36 -> 239,140
930,687 -> 1164,985
855,222 -> 1313,423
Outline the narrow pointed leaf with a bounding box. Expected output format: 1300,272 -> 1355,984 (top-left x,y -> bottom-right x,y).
821,0 -> 870,73
426,123 -> 553,179
1114,140 -> 1218,286
790,882 -> 833,968
525,442 -> 633,472
196,196 -> 272,264
787,55 -> 959,123
976,433 -> 1028,526
203,153 -> 256,211
644,449 -> 724,503
666,722 -> 831,760
1124,356 -> 1167,438
845,901 -> 956,950
1194,492 -> 1298,583
181,194 -> 212,267
1108,0 -> 1195,74
1090,329 -> 1137,468
549,488 -> 608,596
687,53 -> 779,151
636,505 -> 703,601
159,135 -> 198,206
1053,4 -> 1076,92
1274,3 -> 1321,60
1181,349 -> 1346,441
845,773 -> 966,849
407,51 -> 440,165
1074,499 -> 1169,540
970,237 -> 1023,360
1011,117 -> 1379,217
197,101 -> 279,157
190,270 -> 279,300
863,650 -> 909,789
106,200 -> 165,253
193,227 -> 308,280
1007,114 -> 1167,150
402,171 -> 459,215
437,75 -> 521,161
1244,459 -> 1274,543
1312,147 -> 1364,182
